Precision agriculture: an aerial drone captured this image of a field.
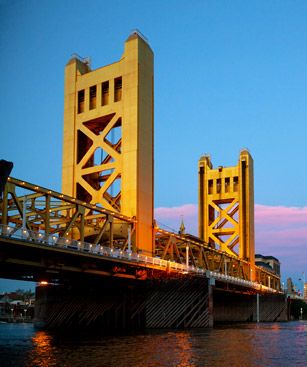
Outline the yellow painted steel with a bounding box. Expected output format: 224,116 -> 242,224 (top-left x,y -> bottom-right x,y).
0,177 -> 280,291
62,32 -> 154,255
198,150 -> 255,280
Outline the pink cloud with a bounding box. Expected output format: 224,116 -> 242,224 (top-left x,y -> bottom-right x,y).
154,203 -> 307,279
155,204 -> 198,233
255,204 -> 307,225
155,204 -> 197,220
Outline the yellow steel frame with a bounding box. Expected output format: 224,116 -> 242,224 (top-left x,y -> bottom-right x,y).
0,177 -> 280,290
62,32 -> 154,255
198,150 -> 255,278
1,177 -> 135,251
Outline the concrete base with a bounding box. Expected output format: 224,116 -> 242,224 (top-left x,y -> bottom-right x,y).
146,277 -> 212,328
34,278 -> 288,330
213,289 -> 288,323
34,280 -> 147,330
34,277 -> 212,330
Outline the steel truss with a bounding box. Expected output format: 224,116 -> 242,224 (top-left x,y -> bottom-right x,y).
0,177 -> 280,291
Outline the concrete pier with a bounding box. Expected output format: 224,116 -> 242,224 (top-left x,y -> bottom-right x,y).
34,277 -> 212,330
213,289 -> 288,323
34,277 -> 288,330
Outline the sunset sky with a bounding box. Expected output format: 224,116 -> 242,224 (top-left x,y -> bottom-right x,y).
0,0 -> 306,292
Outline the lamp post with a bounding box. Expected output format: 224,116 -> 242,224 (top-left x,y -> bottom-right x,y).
186,245 -> 189,270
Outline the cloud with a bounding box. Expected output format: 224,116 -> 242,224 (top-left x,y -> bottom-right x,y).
255,204 -> 307,227
154,203 -> 307,280
155,204 -> 198,233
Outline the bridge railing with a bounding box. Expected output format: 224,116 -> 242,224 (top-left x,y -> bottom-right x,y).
154,226 -> 281,291
0,177 -> 135,249
0,223 -> 279,293
0,177 -> 281,292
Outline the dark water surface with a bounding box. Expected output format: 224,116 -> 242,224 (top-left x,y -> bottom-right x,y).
0,321 -> 306,367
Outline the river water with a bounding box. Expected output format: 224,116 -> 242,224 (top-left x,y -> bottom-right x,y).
0,321 -> 306,367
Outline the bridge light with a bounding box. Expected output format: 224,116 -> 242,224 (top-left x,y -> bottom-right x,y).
39,281 -> 48,286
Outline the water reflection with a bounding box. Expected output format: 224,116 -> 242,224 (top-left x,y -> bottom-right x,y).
133,331 -> 197,367
0,322 -> 306,367
28,331 -> 57,367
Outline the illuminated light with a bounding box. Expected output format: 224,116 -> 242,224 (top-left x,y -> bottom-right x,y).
22,182 -> 25,185
39,281 -> 48,286
38,233 -> 43,237
90,244 -> 92,248
22,229 -> 27,234
65,239 -> 69,243
78,241 -> 81,245
111,248 -> 113,252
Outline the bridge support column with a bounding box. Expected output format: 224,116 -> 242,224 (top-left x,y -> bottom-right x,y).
145,277 -> 212,328
213,289 -> 288,323
34,277 -> 213,330
34,280 -> 148,330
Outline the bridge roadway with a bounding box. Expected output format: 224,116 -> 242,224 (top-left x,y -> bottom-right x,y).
0,225 -> 288,329
0,177 -> 280,291
0,224 -> 277,295
0,177 -> 288,329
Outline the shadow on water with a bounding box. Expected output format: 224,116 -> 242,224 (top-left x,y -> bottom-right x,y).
0,321 -> 306,367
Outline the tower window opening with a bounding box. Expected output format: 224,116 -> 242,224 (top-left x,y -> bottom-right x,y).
101,81 -> 109,106
89,85 -> 97,110
233,176 -> 239,192
216,178 -> 221,193
225,177 -> 230,193
114,77 -> 122,102
78,89 -> 85,113
208,179 -> 213,194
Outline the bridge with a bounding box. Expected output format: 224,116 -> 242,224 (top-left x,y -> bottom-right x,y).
0,31 -> 287,329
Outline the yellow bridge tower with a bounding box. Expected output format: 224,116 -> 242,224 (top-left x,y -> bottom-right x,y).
62,31 -> 154,255
198,150 -> 255,279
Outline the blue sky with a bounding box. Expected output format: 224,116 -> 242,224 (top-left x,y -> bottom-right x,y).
0,0 -> 306,292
